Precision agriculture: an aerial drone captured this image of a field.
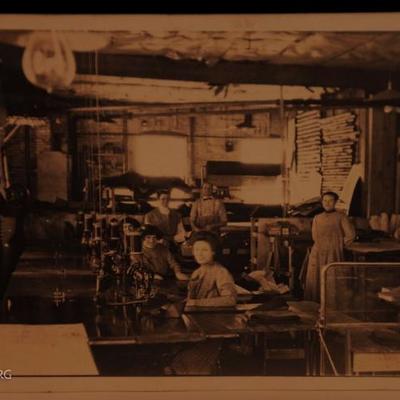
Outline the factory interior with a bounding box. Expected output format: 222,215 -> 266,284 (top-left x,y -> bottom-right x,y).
1,25 -> 400,378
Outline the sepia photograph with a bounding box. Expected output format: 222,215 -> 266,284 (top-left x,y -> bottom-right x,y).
1,12 -> 400,399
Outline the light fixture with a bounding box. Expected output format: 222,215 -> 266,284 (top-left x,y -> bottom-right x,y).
373,77 -> 400,113
225,139 -> 234,152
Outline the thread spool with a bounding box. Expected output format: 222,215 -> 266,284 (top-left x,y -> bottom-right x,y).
97,215 -> 107,232
93,222 -> 102,241
123,230 -> 142,255
109,219 -> 120,251
103,250 -> 116,273
132,231 -> 142,254
84,213 -> 94,232
109,219 -> 120,239
91,211 -> 97,221
77,211 -> 84,224
76,211 -> 84,237
123,225 -> 133,253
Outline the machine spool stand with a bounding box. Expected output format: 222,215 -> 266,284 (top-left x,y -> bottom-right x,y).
251,217 -> 297,290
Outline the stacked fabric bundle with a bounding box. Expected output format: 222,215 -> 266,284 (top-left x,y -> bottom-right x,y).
295,110 -> 322,178
245,309 -> 300,325
320,112 -> 359,194
369,212 -> 400,239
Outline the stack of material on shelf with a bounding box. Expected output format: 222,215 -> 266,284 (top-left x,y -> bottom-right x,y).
369,212 -> 400,239
320,112 -> 359,194
295,110 -> 321,179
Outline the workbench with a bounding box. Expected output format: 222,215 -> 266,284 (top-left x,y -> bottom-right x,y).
3,253 -> 319,375
348,239 -> 400,261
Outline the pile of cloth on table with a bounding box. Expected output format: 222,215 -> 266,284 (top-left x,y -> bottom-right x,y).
236,269 -> 290,295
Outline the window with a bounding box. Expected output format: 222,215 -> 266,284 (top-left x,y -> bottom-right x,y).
130,134 -> 188,178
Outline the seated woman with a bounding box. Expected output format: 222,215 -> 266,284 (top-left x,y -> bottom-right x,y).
165,231 -> 237,375
141,224 -> 188,281
186,230 -> 236,307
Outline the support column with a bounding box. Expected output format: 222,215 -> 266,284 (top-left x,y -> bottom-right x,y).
367,108 -> 397,215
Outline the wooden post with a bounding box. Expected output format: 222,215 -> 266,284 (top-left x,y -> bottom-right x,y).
367,108 -> 397,215
24,125 -> 31,193
67,114 -> 79,201
188,116 -> 196,182
280,86 -> 289,217
250,217 -> 257,270
122,112 -> 129,173
345,330 -> 352,376
0,125 -> 5,196
395,117 -> 400,213
0,68 -> 7,196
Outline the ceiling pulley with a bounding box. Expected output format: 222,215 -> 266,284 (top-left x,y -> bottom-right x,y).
22,31 -> 76,93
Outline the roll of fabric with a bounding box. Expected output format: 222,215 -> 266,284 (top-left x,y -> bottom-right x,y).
390,214 -> 399,234
369,215 -> 381,231
380,212 -> 390,233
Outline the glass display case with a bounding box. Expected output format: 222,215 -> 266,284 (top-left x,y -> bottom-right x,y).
319,262 -> 400,376
320,262 -> 400,328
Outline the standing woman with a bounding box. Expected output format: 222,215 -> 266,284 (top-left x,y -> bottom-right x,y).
144,189 -> 186,246
305,192 -> 356,302
190,182 -> 227,234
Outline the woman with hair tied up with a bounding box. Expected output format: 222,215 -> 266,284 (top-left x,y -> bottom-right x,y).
165,231 -> 237,375
305,191 -> 356,302
186,230 -> 236,308
141,224 -> 188,281
144,189 -> 187,248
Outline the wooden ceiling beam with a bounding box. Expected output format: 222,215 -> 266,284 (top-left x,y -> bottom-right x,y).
1,42 -> 399,107
75,52 -> 396,91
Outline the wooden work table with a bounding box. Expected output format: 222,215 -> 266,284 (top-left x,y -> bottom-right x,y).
4,261 -> 318,345
3,254 -> 320,376
348,239 -> 400,261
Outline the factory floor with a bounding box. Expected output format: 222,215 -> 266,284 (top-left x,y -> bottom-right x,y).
3,246 -> 392,377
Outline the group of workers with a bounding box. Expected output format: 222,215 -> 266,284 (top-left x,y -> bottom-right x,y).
137,185 -> 355,374
0,180 -> 357,374
138,183 -> 234,375
139,181 -> 235,303
141,184 -> 356,306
